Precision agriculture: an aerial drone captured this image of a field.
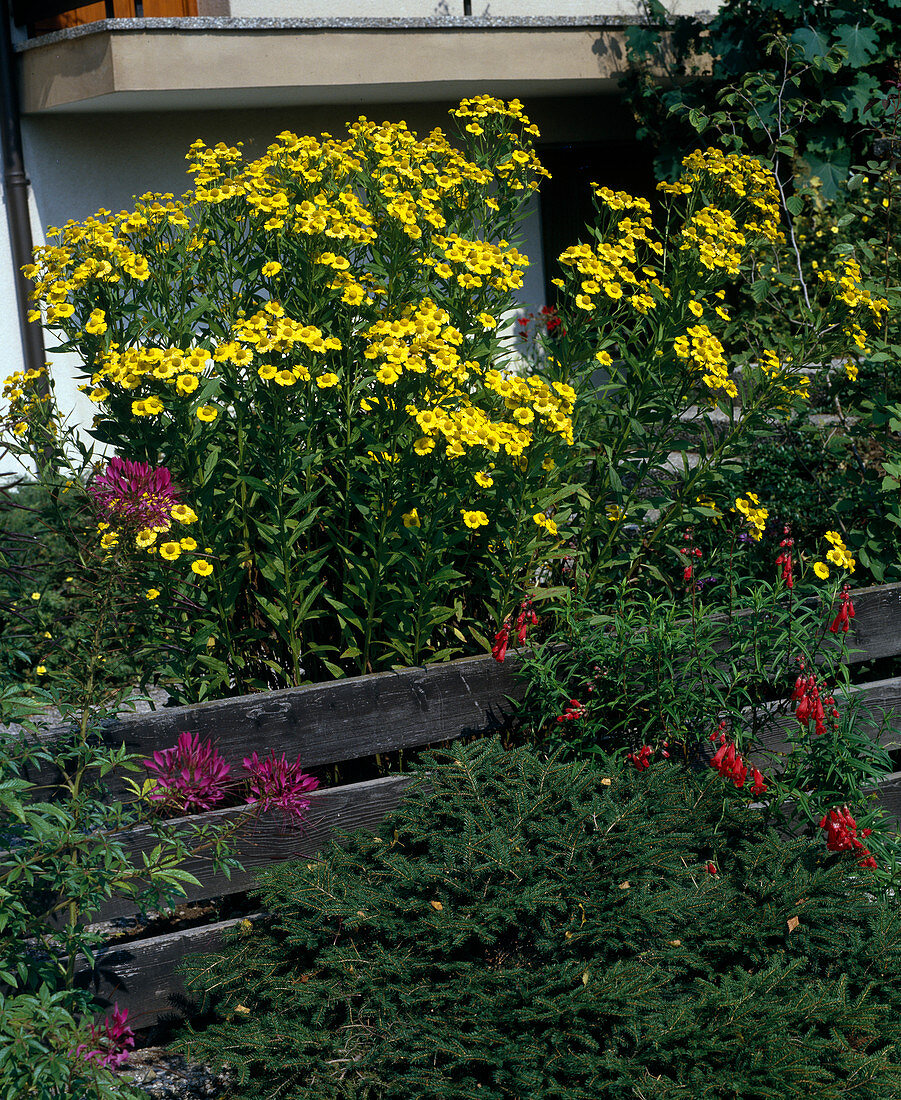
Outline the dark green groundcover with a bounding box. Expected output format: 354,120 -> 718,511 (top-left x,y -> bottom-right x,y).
175,739 -> 901,1099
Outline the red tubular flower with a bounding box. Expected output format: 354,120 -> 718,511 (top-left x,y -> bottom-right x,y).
706,862 -> 718,875
491,622 -> 511,662
626,745 -> 653,771
515,600 -> 538,645
750,768 -> 768,796
776,532 -> 794,589
819,805 -> 877,868
829,585 -> 856,634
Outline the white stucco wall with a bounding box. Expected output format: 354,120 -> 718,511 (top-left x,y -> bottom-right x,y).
228,0 -> 718,16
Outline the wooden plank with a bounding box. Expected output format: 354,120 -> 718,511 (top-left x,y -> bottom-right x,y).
76,915 -> 264,1027
827,582 -> 901,666
23,651 -> 523,794
92,774 -> 413,921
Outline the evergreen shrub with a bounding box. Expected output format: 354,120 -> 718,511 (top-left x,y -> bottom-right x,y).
177,738 -> 901,1099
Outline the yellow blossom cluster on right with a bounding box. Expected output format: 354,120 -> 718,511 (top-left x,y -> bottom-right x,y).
733,494 -> 769,540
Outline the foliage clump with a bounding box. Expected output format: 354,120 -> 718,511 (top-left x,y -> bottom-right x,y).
177,738 -> 901,1099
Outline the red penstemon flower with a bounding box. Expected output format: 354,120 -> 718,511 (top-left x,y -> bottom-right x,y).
819,805 -> 876,869
626,744 -> 654,771
491,600 -> 537,662
708,722 -> 768,796
556,699 -> 585,724
775,527 -> 794,588
829,584 -> 855,634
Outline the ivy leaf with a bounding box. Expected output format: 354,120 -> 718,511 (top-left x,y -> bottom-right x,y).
832,24 -> 879,67
790,27 -> 830,63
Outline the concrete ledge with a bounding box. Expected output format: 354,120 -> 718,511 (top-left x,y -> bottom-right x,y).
19,20 -> 656,113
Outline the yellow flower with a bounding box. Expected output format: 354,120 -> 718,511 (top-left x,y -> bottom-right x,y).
192,558 -> 213,576
316,373 -> 339,388
474,471 -> 494,488
85,309 -> 107,335
30,592 -> 41,600
171,504 -> 198,524
160,541 -> 181,561
136,528 -> 157,549
413,437 -> 435,455
477,312 -> 496,329
100,532 -> 119,549
257,364 -> 278,380
461,509 -> 489,529
35,666 -> 46,676
402,508 -> 421,528
180,537 -> 198,551
813,561 -> 830,580
196,405 -> 218,422
688,300 -> 704,317
532,512 -> 558,535
376,366 -> 399,385
595,350 -> 613,366
146,588 -> 161,600
262,261 -> 282,277
274,370 -> 296,386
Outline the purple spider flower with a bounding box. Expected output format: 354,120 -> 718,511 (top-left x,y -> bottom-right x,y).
242,750 -> 319,824
75,1003 -> 135,1071
144,731 -> 231,813
90,456 -> 179,530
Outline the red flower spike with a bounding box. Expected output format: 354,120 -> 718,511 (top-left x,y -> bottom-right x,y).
491,622 -> 511,663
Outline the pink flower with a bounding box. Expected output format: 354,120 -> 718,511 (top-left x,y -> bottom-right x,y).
90,456 -> 179,530
144,731 -> 231,812
75,1003 -> 134,1071
242,750 -> 319,823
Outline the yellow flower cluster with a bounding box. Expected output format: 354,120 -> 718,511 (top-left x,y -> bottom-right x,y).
758,349 -> 810,401
733,494 -> 768,540
817,257 -> 888,357
674,324 -> 736,399
425,234 -> 528,294
824,530 -> 856,573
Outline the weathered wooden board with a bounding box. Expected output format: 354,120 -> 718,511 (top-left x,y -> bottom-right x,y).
76,914 -> 265,1027
23,651 -> 524,794
826,582 -> 901,666
94,774 -> 413,922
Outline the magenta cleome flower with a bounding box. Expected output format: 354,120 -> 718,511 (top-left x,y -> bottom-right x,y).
144,731 -> 231,813
75,1003 -> 135,1071
90,456 -> 179,530
242,750 -> 319,823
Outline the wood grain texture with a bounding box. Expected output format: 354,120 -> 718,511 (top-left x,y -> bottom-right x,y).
94,774 -> 414,921
75,914 -> 265,1027
23,652 -> 523,794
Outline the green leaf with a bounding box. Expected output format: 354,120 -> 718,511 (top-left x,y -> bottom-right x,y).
832,23 -> 880,67
790,26 -> 830,63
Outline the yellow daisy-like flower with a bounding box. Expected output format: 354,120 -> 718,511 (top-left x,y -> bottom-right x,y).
30,592 -> 41,600
176,374 -> 199,395
813,561 -> 830,580
136,528 -> 157,549
192,559 -> 213,576
413,437 -> 435,455
171,504 -> 198,524
159,541 -> 181,561
474,471 -> 494,488
35,665 -> 47,676
461,509 -> 489,529
196,405 -> 219,422
477,312 -> 496,329
274,370 -> 296,386
595,350 -> 613,366
146,588 -> 161,600
316,373 -> 339,388
257,364 -> 277,380
100,532 -> 119,549
402,508 -> 421,528
688,300 -> 704,317
262,261 -> 282,277
180,537 -> 198,551
375,366 -> 399,385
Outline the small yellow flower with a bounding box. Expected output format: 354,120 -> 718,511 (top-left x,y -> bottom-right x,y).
30,592 -> 41,600
160,541 -> 181,561
192,558 -> 213,576
402,508 -> 421,528
35,666 -> 46,675
595,350 -> 613,366
477,312 -> 496,329
146,588 -> 161,600
100,532 -> 119,549
171,504 -> 198,524
262,261 -> 282,277
461,509 -> 489,529
196,405 -> 218,422
274,370 -> 296,386
316,373 -> 339,389
688,300 -> 704,317
135,528 -> 157,549
813,561 -> 830,580
474,471 -> 494,488
413,437 -> 435,455
180,537 -> 198,551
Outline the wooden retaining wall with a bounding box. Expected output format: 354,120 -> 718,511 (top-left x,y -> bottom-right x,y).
22,581 -> 901,1026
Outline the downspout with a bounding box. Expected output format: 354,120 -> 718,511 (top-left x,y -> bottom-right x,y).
0,0 -> 47,391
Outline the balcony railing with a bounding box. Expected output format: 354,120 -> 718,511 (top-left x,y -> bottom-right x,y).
13,1 -> 197,37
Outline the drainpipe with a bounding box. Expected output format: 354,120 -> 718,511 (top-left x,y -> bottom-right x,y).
0,0 -> 47,391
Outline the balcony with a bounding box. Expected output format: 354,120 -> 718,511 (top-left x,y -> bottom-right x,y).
13,2 -> 715,115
